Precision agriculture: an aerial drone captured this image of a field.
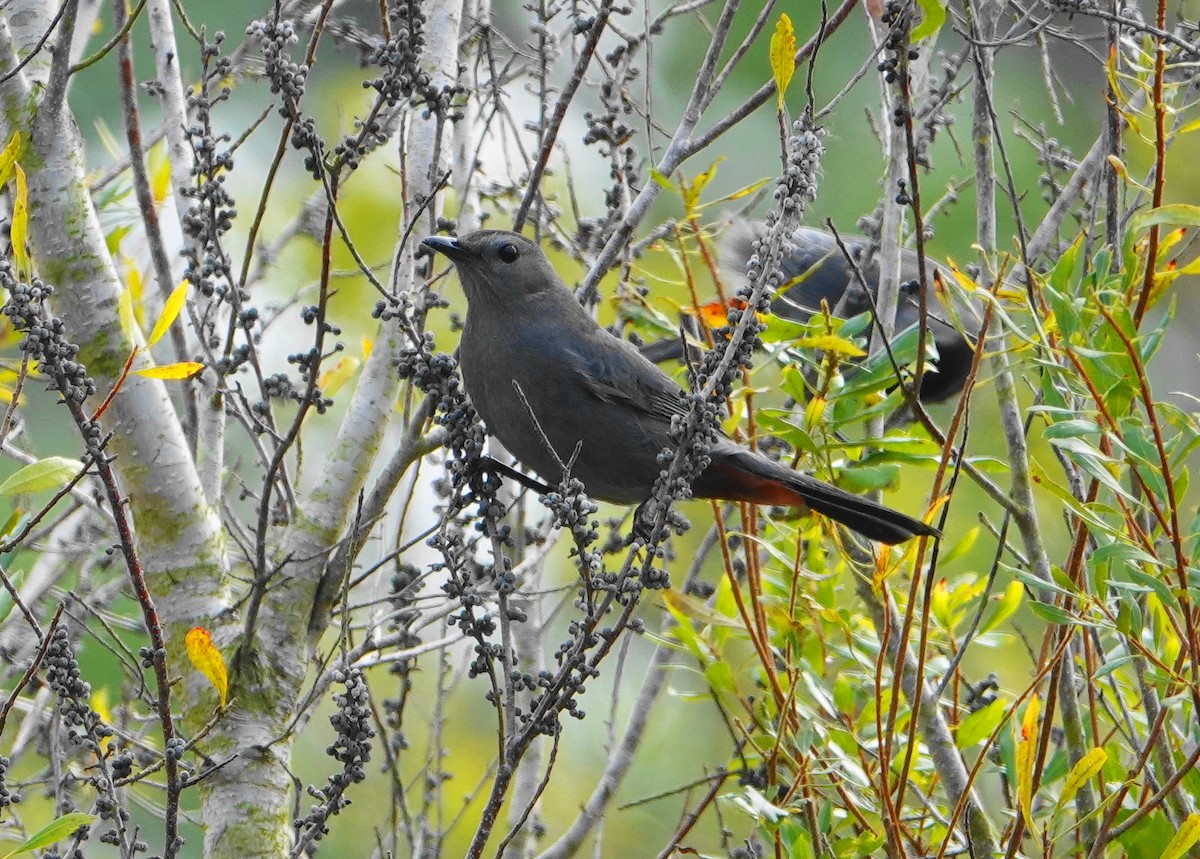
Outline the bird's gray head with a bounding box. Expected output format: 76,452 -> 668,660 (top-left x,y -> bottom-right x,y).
421,230 -> 563,305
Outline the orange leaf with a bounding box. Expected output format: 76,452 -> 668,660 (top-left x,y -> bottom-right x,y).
185,626 -> 228,707
687,298 -> 748,328
133,361 -> 204,380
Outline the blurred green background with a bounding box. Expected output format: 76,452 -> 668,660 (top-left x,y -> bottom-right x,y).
4,0 -> 1198,856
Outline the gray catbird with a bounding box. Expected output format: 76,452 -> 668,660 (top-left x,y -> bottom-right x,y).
423,230 -> 938,544
642,221 -> 974,403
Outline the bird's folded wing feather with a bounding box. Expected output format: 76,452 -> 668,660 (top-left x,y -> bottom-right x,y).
567,334 -> 690,423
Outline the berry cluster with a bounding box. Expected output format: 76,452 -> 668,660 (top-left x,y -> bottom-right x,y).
180,35 -> 236,302
44,627 -> 112,753
577,52 -> 641,259
294,669 -> 374,847
1,274 -> 96,408
0,753 -> 16,817
368,1 -> 433,107
0,267 -> 106,463
543,476 -> 603,586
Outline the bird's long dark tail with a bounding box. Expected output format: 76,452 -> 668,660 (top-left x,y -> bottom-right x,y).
695,448 -> 938,545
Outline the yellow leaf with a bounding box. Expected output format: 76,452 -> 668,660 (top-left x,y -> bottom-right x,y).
317,355 -> 360,396
661,587 -> 745,629
803,394 -> 827,430
11,164 -> 29,278
147,281 -> 188,348
0,132 -> 21,188
929,578 -> 951,628
1106,154 -> 1128,181
770,14 -> 796,112
912,0 -> 947,41
91,687 -> 114,751
118,287 -> 138,341
361,336 -> 373,360
123,257 -> 146,331
1016,694 -> 1040,836
683,158 -> 724,212
720,176 -> 771,203
947,262 -> 981,295
980,580 -> 1024,633
185,626 -> 228,707
1162,814 -> 1200,859
1174,115 -> 1200,136
1055,747 -> 1106,812
797,333 -> 867,358
133,361 -> 205,380
149,141 -> 171,202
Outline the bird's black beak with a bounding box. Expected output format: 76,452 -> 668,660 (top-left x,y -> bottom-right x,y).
421,235 -> 474,261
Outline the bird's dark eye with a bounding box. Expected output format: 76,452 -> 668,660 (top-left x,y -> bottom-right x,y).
497,243 -> 519,263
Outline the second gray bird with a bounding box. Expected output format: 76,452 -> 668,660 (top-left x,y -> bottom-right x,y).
422,230 -> 937,544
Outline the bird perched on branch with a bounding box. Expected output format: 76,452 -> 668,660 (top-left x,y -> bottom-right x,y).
422,230 -> 937,545
642,220 -> 975,404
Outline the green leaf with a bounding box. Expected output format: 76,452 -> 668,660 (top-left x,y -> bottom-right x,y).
956,698 -> 1006,748
683,158 -> 723,211
1130,204 -> 1200,236
0,813 -> 96,858
979,581 -> 1024,634
0,457 -> 85,496
1042,418 -> 1101,439
837,462 -> 900,493
0,569 -> 20,626
105,223 -> 133,256
1027,601 -> 1089,627
1121,567 -> 1180,611
912,0 -> 947,40
647,168 -> 674,191
754,409 -> 818,456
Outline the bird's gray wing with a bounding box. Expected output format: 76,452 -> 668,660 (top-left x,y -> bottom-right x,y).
567,332 -> 690,423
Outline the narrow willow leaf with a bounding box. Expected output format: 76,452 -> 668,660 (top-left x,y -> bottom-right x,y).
0,457 -> 84,496
956,698 -> 1006,748
1016,695 -> 1041,836
0,813 -> 96,858
0,131 -> 21,188
770,14 -> 796,112
1162,814 -> 1200,859
11,164 -> 29,278
1055,747 -> 1106,811
133,361 -> 205,381
980,581 -> 1024,633
147,281 -> 189,347
912,0 -> 947,40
